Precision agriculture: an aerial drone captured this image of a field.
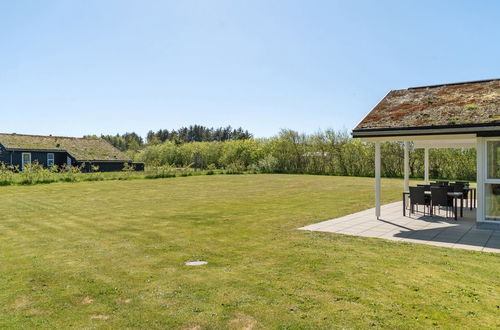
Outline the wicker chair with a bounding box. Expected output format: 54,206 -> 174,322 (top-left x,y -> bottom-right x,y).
430,186 -> 454,219
409,186 -> 431,216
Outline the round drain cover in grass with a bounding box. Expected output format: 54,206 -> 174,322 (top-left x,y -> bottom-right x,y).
185,261 -> 207,266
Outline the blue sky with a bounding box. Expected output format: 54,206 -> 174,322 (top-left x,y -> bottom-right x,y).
1,0 -> 499,138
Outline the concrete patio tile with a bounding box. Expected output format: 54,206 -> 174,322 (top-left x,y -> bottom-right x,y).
319,227 -> 343,233
400,238 -> 434,245
335,228 -> 365,235
452,243 -> 484,251
298,202 -> 499,253
484,237 -> 500,249
370,228 -> 399,234
358,229 -> 391,236
356,231 -> 382,238
406,230 -> 443,240
455,239 -> 489,247
352,222 -> 379,228
489,231 -> 500,237
441,224 -> 472,231
431,233 -> 464,244
403,225 -> 430,231
325,223 -> 358,230
325,226 -> 356,233
370,223 -> 403,231
373,231 -> 400,238
378,231 -> 407,241
392,230 -> 414,238
438,232 -> 471,240
424,223 -> 454,229
482,247 -> 500,253
458,232 -> 492,245
362,226 -> 392,233
423,240 -> 455,248
306,223 -> 342,231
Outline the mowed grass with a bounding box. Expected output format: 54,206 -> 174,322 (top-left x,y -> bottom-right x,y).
0,174 -> 498,329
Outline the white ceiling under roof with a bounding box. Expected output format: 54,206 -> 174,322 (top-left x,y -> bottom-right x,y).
361,134 -> 477,149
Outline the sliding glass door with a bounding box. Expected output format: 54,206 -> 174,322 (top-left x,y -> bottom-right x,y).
485,139 -> 500,221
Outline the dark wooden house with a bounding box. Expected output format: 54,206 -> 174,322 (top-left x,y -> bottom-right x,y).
0,133 -> 144,172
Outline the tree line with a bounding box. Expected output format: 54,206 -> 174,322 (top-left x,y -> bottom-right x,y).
146,125 -> 252,144
128,129 -> 477,181
88,125 -> 253,152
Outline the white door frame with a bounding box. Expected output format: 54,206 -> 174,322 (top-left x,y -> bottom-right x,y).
479,137 -> 500,224
47,153 -> 55,167
21,152 -> 31,171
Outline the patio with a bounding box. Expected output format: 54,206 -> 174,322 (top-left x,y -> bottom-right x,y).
351,79 -> 500,230
299,201 -> 500,253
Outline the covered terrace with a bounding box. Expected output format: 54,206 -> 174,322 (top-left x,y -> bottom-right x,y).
353,79 -> 500,229
301,79 -> 500,252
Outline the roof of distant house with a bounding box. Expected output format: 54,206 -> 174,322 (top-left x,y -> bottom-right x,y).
0,133 -> 131,162
353,79 -> 500,137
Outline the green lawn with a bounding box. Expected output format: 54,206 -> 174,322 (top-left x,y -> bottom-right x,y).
0,175 -> 498,329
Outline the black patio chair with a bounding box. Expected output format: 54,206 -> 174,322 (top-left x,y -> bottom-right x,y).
436,180 -> 449,186
430,186 -> 454,219
417,184 -> 431,191
450,182 -> 468,207
409,186 -> 430,216
454,181 -> 469,186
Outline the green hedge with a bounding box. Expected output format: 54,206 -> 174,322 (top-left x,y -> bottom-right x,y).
134,129 -> 477,181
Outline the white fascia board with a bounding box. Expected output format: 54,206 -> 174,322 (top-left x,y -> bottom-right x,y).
359,133 -> 477,143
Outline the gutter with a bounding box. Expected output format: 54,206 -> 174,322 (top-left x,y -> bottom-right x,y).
6,148 -> 66,152
352,124 -> 500,138
76,160 -> 132,163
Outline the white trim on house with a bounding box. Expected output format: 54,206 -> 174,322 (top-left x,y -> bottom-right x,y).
375,142 -> 381,219
47,153 -> 55,167
21,152 -> 31,171
477,137 -> 485,223
483,137 -> 500,223
361,134 -> 477,144
403,141 -> 410,192
353,125 -> 500,138
424,148 -> 430,184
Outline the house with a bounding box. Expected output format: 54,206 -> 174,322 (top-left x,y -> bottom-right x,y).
0,133 -> 144,172
352,78 -> 500,229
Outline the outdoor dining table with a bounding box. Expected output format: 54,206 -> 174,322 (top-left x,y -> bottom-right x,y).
402,190 -> 464,220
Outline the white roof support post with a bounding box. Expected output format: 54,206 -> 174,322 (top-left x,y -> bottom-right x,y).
424,147 -> 430,184
375,142 -> 381,219
404,141 -> 410,192
476,137 -> 485,223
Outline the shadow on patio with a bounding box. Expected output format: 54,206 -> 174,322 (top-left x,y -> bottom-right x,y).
299,201 -> 500,253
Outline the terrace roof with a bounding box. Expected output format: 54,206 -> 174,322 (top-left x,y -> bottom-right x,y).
353,79 -> 500,137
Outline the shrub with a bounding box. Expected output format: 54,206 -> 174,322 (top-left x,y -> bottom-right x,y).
224,162 -> 245,174
19,162 -> 55,184
0,163 -> 16,185
134,129 -> 477,181
256,155 -> 278,173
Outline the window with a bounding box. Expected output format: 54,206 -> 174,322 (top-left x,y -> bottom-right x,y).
21,152 -> 31,171
487,141 -> 500,179
486,184 -> 500,221
485,139 -> 500,221
47,153 -> 55,167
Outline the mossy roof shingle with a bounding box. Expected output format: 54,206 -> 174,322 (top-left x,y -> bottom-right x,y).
0,134 -> 131,162
354,79 -> 500,131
